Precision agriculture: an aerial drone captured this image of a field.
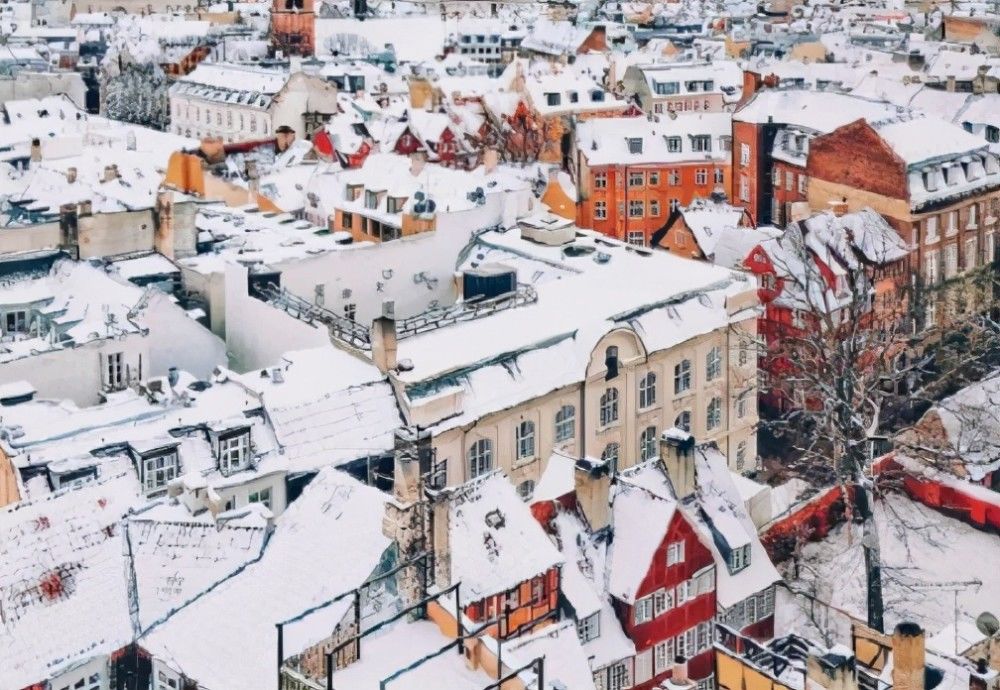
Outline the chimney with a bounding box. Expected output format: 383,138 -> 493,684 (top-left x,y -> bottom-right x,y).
946,75 -> 956,93
102,165 -> 118,183
892,623 -> 926,690
30,138 -> 41,165
409,151 -> 427,177
78,199 -> 92,217
830,198 -> 849,217
66,166 -> 77,184
807,649 -> 859,690
289,54 -> 302,74
59,203 -> 79,253
483,147 -> 499,174
275,125 -> 296,152
659,431 -> 697,499
673,656 -> 690,684
371,301 -> 398,372
574,458 -> 611,531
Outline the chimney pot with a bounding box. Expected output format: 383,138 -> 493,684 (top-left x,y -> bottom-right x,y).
30,138 -> 42,165
409,151 -> 427,177
892,622 -> 926,690
673,656 -> 689,683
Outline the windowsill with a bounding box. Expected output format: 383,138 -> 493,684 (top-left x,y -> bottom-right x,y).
513,456 -> 538,469
638,404 -> 661,415
598,421 -> 622,433
925,235 -> 939,244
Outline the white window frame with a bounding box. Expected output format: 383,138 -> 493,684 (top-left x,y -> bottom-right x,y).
555,405 -> 576,443
706,397 -> 722,430
634,595 -> 654,625
218,432 -> 250,475
577,612 -> 600,642
635,649 -> 653,685
674,359 -> 691,394
516,420 -> 536,460
627,230 -> 646,246
142,451 -> 178,493
468,438 -> 493,478
740,143 -> 750,166
706,346 -> 722,380
667,540 -> 685,565
106,352 -> 125,389
594,200 -> 608,220
639,426 -> 658,461
600,388 -> 620,427
639,372 -> 656,408
249,486 -> 272,508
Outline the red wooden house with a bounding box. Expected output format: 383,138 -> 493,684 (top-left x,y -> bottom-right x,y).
385,110 -> 476,169
607,481 -> 717,688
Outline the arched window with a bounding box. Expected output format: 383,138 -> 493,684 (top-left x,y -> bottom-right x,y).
706,397 -> 722,431
639,426 -> 658,461
468,439 -> 493,478
639,372 -> 657,408
516,420 -> 535,460
675,411 -> 691,432
517,479 -> 535,501
555,405 -> 575,443
600,388 -> 619,427
601,442 -> 620,474
674,359 -> 691,394
706,346 -> 722,381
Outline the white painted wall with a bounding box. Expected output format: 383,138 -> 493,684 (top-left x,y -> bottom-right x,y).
143,290 -> 228,381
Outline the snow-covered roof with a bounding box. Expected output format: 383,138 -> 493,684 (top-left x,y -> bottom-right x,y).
801,208 -> 909,268
447,472 -> 563,601
735,90 -> 901,133
0,472 -> 140,689
576,112 -> 732,165
171,63 -> 290,109
920,370 -> 1000,481
502,620 -> 598,690
872,114 -> 989,167
141,469 -> 391,690
607,476 -> 677,603
680,198 -> 747,257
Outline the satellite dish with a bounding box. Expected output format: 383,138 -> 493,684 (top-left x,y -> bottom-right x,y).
976,612 -> 1000,638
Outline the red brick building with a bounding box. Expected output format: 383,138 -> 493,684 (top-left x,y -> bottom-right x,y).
573,113 -> 733,246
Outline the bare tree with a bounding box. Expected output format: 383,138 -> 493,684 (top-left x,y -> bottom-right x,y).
757,214 -> 1000,632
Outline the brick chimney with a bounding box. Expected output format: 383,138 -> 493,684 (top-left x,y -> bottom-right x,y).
574,457 -> 611,531
660,431 -> 697,499
738,70 -> 763,107
275,125 -> 296,152
892,622 -> 926,690
370,301 -> 398,372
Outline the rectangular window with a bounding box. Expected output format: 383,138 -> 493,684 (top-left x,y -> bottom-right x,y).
740,143 -> 750,166
947,211 -> 958,235
675,580 -> 691,605
577,612 -> 600,642
4,310 -> 27,333
594,172 -> 608,188
650,200 -> 661,217
649,171 -> 660,186
691,135 -> 711,152
969,203 -> 978,227
248,486 -> 272,508
653,588 -> 672,616
945,243 -> 958,278
798,174 -> 808,195
667,137 -> 682,153
654,641 -> 669,675
629,200 -> 644,218
925,249 -> 940,284
635,649 -> 653,685
785,171 -> 794,191
608,661 -> 631,690
772,169 -> 782,187
142,452 -> 179,493
965,238 -> 978,271
729,544 -> 751,573
627,231 -> 646,246
106,352 -> 125,389
926,216 -> 939,242
695,169 -> 708,185
668,170 -> 681,186
341,212 -> 354,230
739,175 -> 750,202
218,432 -> 250,475
628,172 -> 644,187
545,93 -> 560,106
627,138 -> 643,154
633,595 -> 654,625
667,541 -> 685,565
343,303 -> 357,322
594,201 -> 608,220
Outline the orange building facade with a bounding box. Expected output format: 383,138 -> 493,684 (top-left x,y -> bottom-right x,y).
576,162 -> 731,245
270,0 -> 315,56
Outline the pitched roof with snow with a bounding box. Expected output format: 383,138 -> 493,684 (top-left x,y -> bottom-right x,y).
447,472 -> 563,601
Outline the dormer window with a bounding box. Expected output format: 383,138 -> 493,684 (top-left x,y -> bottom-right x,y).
140,449 -> 179,493
387,196 -> 407,214
346,183 -> 363,201
627,138 -> 643,155
577,612 -> 600,642
591,90 -> 605,102
728,544 -> 751,574
568,91 -> 579,103
364,190 -> 379,210
545,92 -> 561,107
218,429 -> 251,475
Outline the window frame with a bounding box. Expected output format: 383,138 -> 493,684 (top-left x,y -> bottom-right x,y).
467,438 -> 494,478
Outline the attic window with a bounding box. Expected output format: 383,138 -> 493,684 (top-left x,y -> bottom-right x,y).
666,136 -> 682,153
485,509 -> 505,529
364,190 -> 379,210
627,138 -> 643,155
545,92 -> 561,107
591,90 -> 605,102
217,429 -> 251,476
728,544 -> 751,574
568,91 -> 579,103
140,449 -> 179,493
